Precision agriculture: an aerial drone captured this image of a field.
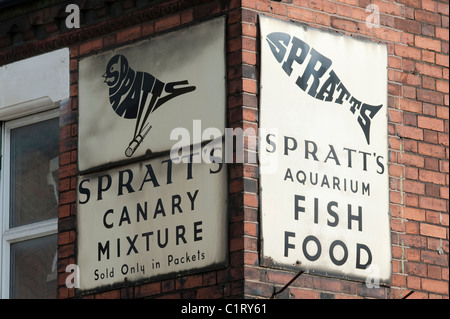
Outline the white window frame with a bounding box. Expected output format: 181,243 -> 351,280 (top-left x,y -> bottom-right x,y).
0,105 -> 60,299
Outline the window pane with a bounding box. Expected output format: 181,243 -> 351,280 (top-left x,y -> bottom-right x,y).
9,118 -> 59,227
10,234 -> 57,299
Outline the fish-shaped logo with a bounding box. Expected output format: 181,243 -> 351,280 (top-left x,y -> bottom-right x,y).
265,32 -> 382,145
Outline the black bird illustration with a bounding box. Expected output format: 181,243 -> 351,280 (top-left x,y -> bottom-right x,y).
102,54 -> 196,157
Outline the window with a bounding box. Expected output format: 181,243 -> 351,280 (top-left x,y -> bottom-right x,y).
1,108 -> 59,299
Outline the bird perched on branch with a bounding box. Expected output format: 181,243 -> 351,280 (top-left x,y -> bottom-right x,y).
103,54 -> 196,157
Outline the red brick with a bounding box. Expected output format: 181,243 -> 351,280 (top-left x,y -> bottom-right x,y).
418,116 -> 445,131
422,279 -> 449,294
403,180 -> 425,194
418,142 -> 445,158
436,80 -> 449,93
242,23 -> 257,37
422,76 -> 436,90
422,50 -> 436,64
310,0 -> 337,14
155,14 -> 180,32
415,10 -> 441,25
436,27 -> 449,42
374,27 -> 401,42
436,54 -> 450,69
271,1 -> 286,15
419,169 -> 446,185
400,99 -> 422,113
417,64 -> 443,80
116,25 -> 141,43
400,153 -> 424,167
79,38 -> 103,56
395,71 -> 421,86
403,207 -> 426,221
395,44 -> 421,60
196,285 -> 223,299
394,18 -> 421,34
397,125 -> 424,140
403,86 -> 416,99
242,0 -> 271,12
175,274 -> 202,290
419,196 -> 447,211
290,288 -> 321,299
287,6 -> 315,23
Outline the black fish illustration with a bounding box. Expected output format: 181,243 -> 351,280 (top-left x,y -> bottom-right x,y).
103,54 -> 196,157
266,32 -> 382,145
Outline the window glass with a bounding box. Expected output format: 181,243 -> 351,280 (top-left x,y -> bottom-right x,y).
10,234 -> 58,299
9,118 -> 59,227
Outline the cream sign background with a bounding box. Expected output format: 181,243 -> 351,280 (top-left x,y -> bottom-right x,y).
78,17 -> 226,172
259,16 -> 391,283
77,17 -> 227,291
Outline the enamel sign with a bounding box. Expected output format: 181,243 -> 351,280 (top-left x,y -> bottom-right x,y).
78,17 -> 226,172
259,16 -> 391,284
77,17 -> 227,291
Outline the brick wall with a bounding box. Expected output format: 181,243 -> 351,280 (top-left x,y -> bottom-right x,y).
1,0 -> 447,299
236,0 -> 449,299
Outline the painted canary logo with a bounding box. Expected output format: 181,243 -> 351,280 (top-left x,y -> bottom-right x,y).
103,54 -> 196,157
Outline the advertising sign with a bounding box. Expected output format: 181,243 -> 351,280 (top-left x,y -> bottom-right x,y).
259,16 -> 391,284
77,17 -> 227,291
77,151 -> 227,291
78,17 -> 226,172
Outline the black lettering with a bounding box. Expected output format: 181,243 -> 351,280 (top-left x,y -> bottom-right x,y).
376,155 -> 385,174
302,235 -> 321,261
327,201 -> 339,227
78,179 -> 91,204
335,82 -> 350,104
103,209 -> 114,229
348,204 -> 363,231
282,36 -> 310,76
157,228 -> 168,248
356,243 -> 372,269
304,140 -> 318,161
359,150 -> 371,171
324,145 -> 341,166
118,169 -> 134,195
153,198 -> 166,218
137,202 -> 147,222
295,48 -> 332,97
187,190 -> 199,210
266,133 -> 277,153
284,136 -> 297,155
172,195 -> 182,214
176,225 -> 187,245
343,147 -> 357,168
349,96 -> 362,114
139,164 -> 160,190
119,206 -> 131,226
284,168 -> 294,182
314,198 -> 319,224
284,231 -> 296,257
162,159 -> 173,184
294,195 -> 305,220
98,174 -> 112,200
194,221 -> 203,241
316,70 -> 340,101
329,240 -> 348,266
358,103 -> 382,145
98,241 -> 110,261
266,32 -> 291,63
126,235 -> 138,255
